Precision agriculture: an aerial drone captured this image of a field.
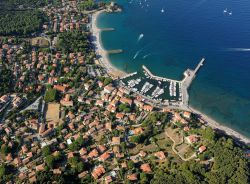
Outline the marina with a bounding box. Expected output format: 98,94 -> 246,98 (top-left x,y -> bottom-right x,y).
120,58 -> 205,108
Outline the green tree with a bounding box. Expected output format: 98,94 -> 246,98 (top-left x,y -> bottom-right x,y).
57,31 -> 89,53
127,160 -> 134,170
130,134 -> 143,144
45,155 -> 55,169
140,172 -> 148,184
119,103 -> 131,113
44,88 -> 57,102
0,164 -> 6,178
0,10 -> 46,36
1,144 -> 10,155
0,164 -> 13,182
202,127 -> 215,142
68,156 -> 85,173
42,146 -> 51,157
79,0 -> 97,11
103,77 -> 112,86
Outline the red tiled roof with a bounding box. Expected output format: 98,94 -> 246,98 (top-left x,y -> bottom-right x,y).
127,173 -> 137,181
99,152 -> 111,162
88,149 -> 99,158
199,145 -> 207,153
140,163 -> 152,173
53,84 -> 66,92
91,165 -> 105,179
154,151 -> 166,160
79,148 -> 88,156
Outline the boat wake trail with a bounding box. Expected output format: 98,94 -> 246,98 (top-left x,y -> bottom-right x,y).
225,48 -> 250,52
143,53 -> 151,59
133,43 -> 153,60
137,33 -> 144,42
133,50 -> 141,59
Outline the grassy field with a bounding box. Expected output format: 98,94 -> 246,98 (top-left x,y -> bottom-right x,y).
165,127 -> 183,144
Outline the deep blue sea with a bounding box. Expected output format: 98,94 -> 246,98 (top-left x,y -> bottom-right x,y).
97,0 -> 250,138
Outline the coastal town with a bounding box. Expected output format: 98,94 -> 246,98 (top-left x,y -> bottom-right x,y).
0,0 -> 249,183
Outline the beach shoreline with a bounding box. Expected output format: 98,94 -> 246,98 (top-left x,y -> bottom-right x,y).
90,10 -> 250,146
91,10 -> 127,79
189,106 -> 250,145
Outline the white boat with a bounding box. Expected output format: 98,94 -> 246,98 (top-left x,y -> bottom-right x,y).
161,8 -> 165,13
223,8 -> 227,13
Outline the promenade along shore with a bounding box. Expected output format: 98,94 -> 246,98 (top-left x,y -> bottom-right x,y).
91,10 -> 126,79
90,11 -> 250,145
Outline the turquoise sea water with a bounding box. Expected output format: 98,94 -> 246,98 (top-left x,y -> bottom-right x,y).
97,0 -> 250,137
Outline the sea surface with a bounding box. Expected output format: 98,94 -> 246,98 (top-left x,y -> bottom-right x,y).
96,0 -> 250,138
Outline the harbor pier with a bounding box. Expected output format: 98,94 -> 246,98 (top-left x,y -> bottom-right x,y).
100,28 -> 115,31
107,49 -> 123,54
142,65 -> 179,83
181,58 -> 205,106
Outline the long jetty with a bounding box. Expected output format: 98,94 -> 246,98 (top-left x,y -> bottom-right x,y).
181,58 -> 205,106
100,28 -> 115,31
120,72 -> 137,80
194,58 -> 205,74
107,49 -> 123,54
142,65 -> 180,83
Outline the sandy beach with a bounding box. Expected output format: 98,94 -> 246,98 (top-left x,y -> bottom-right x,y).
91,10 -> 127,79
189,106 -> 250,145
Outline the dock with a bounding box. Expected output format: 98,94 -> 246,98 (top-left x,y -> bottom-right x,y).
142,65 -> 179,83
194,58 -> 205,74
181,58 -> 205,106
107,49 -> 123,54
182,58 -> 205,87
120,72 -> 137,79
100,28 -> 115,31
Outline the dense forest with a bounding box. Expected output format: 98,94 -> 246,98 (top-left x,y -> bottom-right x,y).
79,0 -> 98,11
57,31 -> 90,53
0,10 -> 45,36
0,0 -> 58,9
151,137 -> 249,184
0,65 -> 14,96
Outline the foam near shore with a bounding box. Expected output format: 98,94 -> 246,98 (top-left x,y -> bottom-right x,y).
91,10 -> 127,79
